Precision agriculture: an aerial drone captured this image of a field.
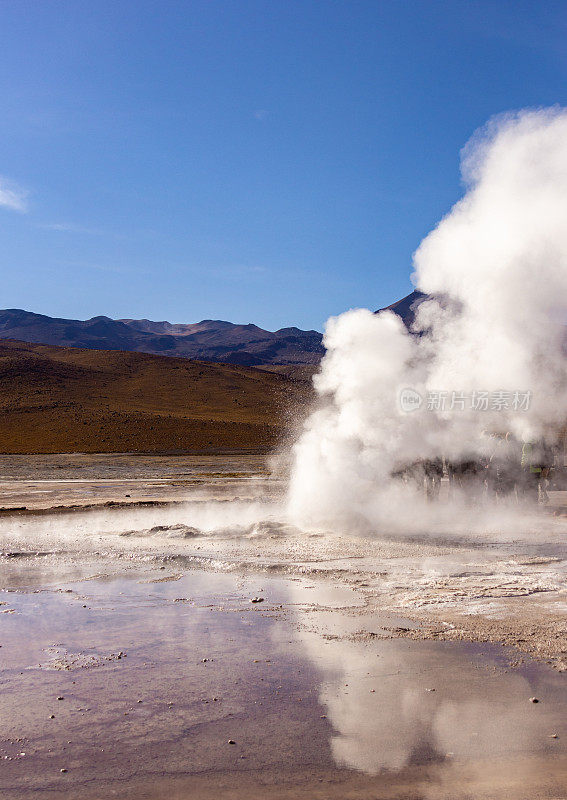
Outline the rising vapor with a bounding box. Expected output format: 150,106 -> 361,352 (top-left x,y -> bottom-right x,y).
288,108 -> 567,532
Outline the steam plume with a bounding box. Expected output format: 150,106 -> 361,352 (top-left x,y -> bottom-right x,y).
288,108 -> 567,531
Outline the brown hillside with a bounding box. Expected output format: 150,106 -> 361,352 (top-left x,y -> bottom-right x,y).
0,340 -> 313,454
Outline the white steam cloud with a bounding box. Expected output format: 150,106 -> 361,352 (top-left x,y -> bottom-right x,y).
288,108 -> 567,532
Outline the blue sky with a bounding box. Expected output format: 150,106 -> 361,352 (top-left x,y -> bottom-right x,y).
1,0 -> 566,331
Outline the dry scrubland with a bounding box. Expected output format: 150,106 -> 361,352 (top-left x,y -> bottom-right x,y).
0,339 -> 313,454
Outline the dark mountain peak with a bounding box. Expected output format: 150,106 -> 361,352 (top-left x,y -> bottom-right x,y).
1,308 -> 51,323
275,326 -> 304,336
379,289 -> 427,314
85,316 -> 116,326
377,290 -> 430,328
195,320 -> 236,330
378,290 -> 465,333
0,309 -> 323,367
2,290 -> 435,369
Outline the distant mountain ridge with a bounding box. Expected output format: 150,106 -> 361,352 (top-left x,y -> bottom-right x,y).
0,309 -> 324,367
0,293 -> 424,369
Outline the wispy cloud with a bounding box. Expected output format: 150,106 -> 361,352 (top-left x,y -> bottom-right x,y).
37,222 -> 102,235
0,176 -> 28,212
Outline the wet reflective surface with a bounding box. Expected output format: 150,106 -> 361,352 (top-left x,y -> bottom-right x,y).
0,564 -> 565,799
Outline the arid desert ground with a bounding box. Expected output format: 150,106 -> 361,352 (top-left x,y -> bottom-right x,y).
0,454 -> 566,800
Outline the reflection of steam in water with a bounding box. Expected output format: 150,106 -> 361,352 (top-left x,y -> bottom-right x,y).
1,546 -> 566,798
284,584 -> 563,776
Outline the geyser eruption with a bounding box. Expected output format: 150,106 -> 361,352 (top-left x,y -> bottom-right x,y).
288,108 -> 567,532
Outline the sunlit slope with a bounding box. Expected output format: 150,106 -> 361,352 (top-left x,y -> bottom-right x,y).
0,339 -> 311,453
